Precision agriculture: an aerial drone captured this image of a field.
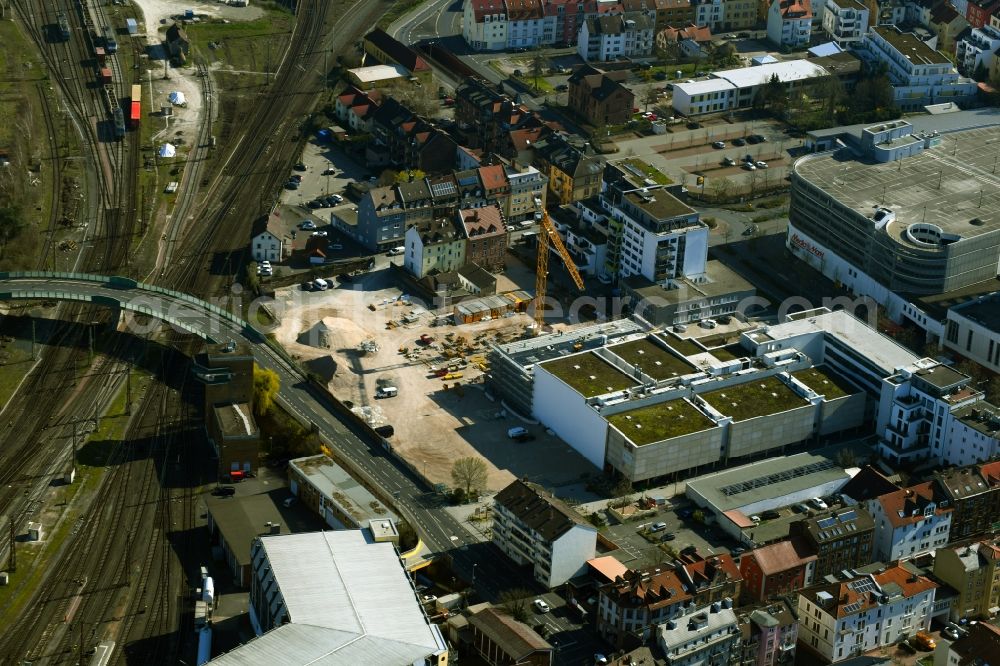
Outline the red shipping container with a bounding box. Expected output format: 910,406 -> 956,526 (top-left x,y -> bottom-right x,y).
129,100 -> 141,127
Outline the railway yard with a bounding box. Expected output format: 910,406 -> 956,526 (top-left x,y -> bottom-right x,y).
0,0 -> 387,663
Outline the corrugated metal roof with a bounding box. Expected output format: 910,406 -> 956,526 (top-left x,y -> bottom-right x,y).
209,531 -> 445,665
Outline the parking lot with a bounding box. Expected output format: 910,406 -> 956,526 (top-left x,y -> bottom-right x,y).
521,589 -> 613,666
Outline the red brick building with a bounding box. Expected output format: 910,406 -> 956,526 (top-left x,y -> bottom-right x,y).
740,538 -> 818,604
458,204 -> 508,272
967,0 -> 1000,28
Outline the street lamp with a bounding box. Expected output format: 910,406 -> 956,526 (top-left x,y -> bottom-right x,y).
472,563 -> 478,585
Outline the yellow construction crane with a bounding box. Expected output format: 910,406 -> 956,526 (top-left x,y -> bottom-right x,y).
534,210 -> 585,333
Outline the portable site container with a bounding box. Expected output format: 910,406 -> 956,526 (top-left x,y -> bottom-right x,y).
126,18 -> 138,35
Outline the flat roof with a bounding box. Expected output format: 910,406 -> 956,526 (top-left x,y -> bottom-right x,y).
214,402 -> 257,438
952,294 -> 1000,332
347,63 -> 409,83
912,362 -> 969,390
540,351 -> 639,397
623,188 -> 695,221
872,26 -> 950,66
673,78 -> 736,96
290,455 -> 396,527
753,310 -> 919,375
791,366 -> 857,399
626,260 -> 754,303
700,375 -> 808,422
493,319 -> 645,369
206,493 -> 290,567
687,451 -> 850,512
794,125 -> 1000,240
912,277 -> 1000,319
657,605 -> 738,649
608,398 -> 716,445
953,402 -> 1000,436
608,337 -> 694,380
713,59 -> 829,89
807,107 -> 1000,141
658,334 -> 704,358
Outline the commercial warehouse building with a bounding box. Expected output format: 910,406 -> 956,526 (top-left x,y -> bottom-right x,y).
671,59 -> 831,116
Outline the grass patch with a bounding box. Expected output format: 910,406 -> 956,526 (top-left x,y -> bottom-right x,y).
701,375 -> 808,422
185,10 -> 295,75
658,334 -> 703,357
608,399 -> 715,444
0,339 -> 36,407
621,158 -> 672,185
709,344 -> 745,362
608,338 -> 694,381
541,352 -> 639,398
791,366 -> 855,400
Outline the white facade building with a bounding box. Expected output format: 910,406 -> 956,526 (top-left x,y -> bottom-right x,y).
768,0 -> 813,48
463,0 -> 510,51
656,602 -> 740,665
944,293 -> 1000,374
861,26 -> 977,109
492,479 -> 598,588
671,59 -> 831,116
866,483 -> 953,561
403,219 -> 467,279
578,13 -> 655,62
251,227 -> 282,263
797,564 -> 937,663
505,0 -> 547,48
217,530 -> 448,666
957,25 -> 1000,76
821,0 -> 869,47
694,0 -> 726,31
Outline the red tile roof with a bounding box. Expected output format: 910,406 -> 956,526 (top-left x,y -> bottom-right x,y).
459,204 -> 507,238
746,538 -> 816,575
504,0 -> 545,20
877,482 -> 952,529
469,0 -> 507,21
780,0 -> 812,18
588,556 -> 629,583
604,566 -> 693,611
659,23 -> 713,42
478,164 -> 508,192
873,563 -> 937,598
806,564 -> 937,619
980,460 -> 1000,485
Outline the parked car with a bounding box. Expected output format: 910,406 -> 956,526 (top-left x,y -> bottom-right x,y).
723,157 -> 736,166
742,163 -> 756,171
533,599 -> 550,613
284,180 -> 300,190
660,532 -> 677,541
810,497 -> 829,510
700,318 -> 718,328
747,134 -> 767,144
293,162 -> 307,171
507,426 -> 529,439
943,625 -> 961,640
713,141 -> 726,149
307,199 -> 323,209
792,502 -> 811,514
913,632 -> 936,651
755,161 -> 768,169
673,323 -> 687,332
650,522 -> 668,532
595,654 -> 609,665
321,167 -> 337,175
687,121 -> 702,129
300,220 -> 316,230
750,515 -> 762,524
761,509 -> 780,520
289,174 -> 303,183
732,137 -> 746,146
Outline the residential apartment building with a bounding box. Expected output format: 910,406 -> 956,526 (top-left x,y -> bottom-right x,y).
768,0 -> 813,47
724,0 -> 759,28
796,564 -> 937,663
740,539 -> 818,604
506,0 -> 548,48
933,465 -> 1000,540
463,0 -> 511,50
744,603 -> 798,666
789,506 -> 875,580
568,65 -> 636,127
929,2 -> 970,53
866,482 -> 952,561
656,0 -> 698,30
944,293 -> 1000,374
860,26 -> 977,109
532,133 -> 604,204
234,531 -> 448,666
353,184 -> 406,250
501,159 -> 546,223
367,98 -> 457,174
956,24 -> 1000,74
548,203 -> 610,277
694,0 -> 727,30
458,204 -> 509,272
598,555 -> 742,647
657,600 -> 740,666
250,218 -> 283,263
454,78 -> 544,157
932,539 -> 1000,621
578,12 -> 655,61
404,218 -> 467,279
334,86 -> 382,133
875,359 -> 996,467
821,0 -> 869,46
492,479 -> 597,587
966,0 -> 1000,27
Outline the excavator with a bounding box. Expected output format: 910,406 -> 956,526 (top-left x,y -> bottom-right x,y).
533,210 -> 585,334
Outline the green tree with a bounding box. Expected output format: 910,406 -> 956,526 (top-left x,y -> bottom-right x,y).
531,52 -> 545,91
500,588 -> 533,622
451,456 -> 488,497
393,169 -> 426,184
253,365 -> 280,416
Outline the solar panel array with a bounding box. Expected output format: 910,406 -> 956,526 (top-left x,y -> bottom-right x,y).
843,600 -> 864,614
848,578 -> 876,595
430,180 -> 457,198
719,459 -> 839,497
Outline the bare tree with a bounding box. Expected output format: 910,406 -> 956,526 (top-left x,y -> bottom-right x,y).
500,588 -> 533,622
643,87 -> 660,111
451,457 -> 489,497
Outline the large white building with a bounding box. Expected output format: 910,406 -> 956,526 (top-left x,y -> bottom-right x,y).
694,0 -> 726,31
956,24 -> 1000,76
944,293 -> 1000,374
866,482 -> 953,561
797,564 -> 937,663
492,479 -> 597,588
671,59 -> 831,116
860,26 -> 977,110
577,12 -> 655,62
209,531 -> 448,666
821,0 -> 869,47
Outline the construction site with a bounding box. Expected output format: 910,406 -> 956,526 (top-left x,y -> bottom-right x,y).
271,269 -> 599,491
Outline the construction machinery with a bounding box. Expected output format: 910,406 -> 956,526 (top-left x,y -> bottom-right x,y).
535,210 -> 585,333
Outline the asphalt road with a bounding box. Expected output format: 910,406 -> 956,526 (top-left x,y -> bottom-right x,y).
389,0 -> 462,46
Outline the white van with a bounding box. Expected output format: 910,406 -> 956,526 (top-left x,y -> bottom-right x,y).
376,386 -> 398,399
387,246 -> 405,256
507,426 -> 528,439
313,278 -> 330,291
